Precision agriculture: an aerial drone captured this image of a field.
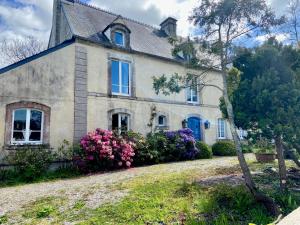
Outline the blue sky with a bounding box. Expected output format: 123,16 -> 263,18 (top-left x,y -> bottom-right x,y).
0,0 -> 291,67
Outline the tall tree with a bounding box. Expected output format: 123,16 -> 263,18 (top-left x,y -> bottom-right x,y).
153,0 -> 284,215
0,36 -> 46,67
232,39 -> 300,190
287,0 -> 300,45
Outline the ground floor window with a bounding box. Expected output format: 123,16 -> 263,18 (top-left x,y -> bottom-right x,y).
112,113 -> 130,134
218,118 -> 226,139
158,115 -> 167,127
12,109 -> 43,144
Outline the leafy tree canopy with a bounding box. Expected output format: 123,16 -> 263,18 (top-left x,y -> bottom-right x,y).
232,38 -> 300,143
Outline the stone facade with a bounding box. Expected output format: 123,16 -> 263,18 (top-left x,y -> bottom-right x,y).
0,0 -> 233,163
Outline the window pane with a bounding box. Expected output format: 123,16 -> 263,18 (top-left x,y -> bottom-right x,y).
187,88 -> 192,102
112,60 -> 120,93
13,109 -> 27,131
218,119 -> 225,138
29,132 -> 41,141
192,89 -> 198,102
30,110 -> 42,130
13,131 -> 25,141
158,116 -> 165,126
112,114 -> 119,131
120,114 -> 129,133
115,32 -> 124,46
121,62 -> 129,94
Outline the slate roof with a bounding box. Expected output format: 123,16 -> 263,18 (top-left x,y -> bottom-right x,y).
61,0 -> 176,60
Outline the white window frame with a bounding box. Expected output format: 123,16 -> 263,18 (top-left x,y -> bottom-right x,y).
111,59 -> 131,96
114,31 -> 125,47
218,118 -> 226,139
11,108 -> 44,145
186,78 -> 199,103
113,113 -> 130,134
157,115 -> 167,127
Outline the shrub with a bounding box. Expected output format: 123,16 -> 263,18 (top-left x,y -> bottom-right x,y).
165,129 -> 199,161
241,142 -> 253,153
6,146 -> 54,181
75,129 -> 135,172
146,131 -> 168,162
56,140 -> 80,161
195,141 -> 212,159
212,141 -> 236,156
124,131 -> 160,166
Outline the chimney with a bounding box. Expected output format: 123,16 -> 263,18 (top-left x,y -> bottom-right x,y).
160,17 -> 177,37
52,0 -> 62,46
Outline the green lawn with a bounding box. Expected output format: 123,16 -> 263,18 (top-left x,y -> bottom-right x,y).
2,158 -> 299,225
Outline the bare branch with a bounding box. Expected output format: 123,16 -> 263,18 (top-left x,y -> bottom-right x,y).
0,36 -> 46,67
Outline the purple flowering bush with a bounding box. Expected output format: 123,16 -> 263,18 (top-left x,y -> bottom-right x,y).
164,128 -> 199,161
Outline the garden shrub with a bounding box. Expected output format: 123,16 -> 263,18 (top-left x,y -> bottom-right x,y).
146,131 -> 168,162
160,128 -> 199,162
212,141 -> 236,156
6,146 -> 54,181
195,141 -> 212,159
124,131 -> 160,166
75,129 -> 135,172
241,142 -> 253,153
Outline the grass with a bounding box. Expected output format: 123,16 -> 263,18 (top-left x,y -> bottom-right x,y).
74,173 -> 273,225
3,157 -> 300,225
0,166 -> 81,188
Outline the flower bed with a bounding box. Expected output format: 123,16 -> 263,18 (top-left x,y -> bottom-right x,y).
74,129 -> 135,172
75,128 -> 200,172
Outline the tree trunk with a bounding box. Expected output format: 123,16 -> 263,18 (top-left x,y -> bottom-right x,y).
275,136 -> 288,191
221,69 -> 280,216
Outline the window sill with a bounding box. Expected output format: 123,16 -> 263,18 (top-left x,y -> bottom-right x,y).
109,94 -> 136,100
155,125 -> 169,130
186,101 -> 200,106
217,138 -> 230,141
4,143 -> 50,151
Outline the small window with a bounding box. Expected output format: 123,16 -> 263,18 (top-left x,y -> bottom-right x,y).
218,119 -> 226,139
111,60 -> 130,95
112,113 -> 130,134
114,31 -> 124,46
158,115 -> 166,126
12,109 -> 43,144
187,78 -> 198,103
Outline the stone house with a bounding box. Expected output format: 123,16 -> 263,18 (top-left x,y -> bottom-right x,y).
0,0 -> 231,159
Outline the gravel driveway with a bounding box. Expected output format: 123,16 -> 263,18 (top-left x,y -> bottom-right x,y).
0,155 -> 254,216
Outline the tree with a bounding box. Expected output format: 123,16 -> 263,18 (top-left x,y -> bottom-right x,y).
0,36 -> 46,67
153,0 -> 284,215
232,39 -> 300,191
286,0 -> 300,45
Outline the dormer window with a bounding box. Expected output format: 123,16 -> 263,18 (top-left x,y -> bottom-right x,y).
103,16 -> 131,49
114,31 -> 125,46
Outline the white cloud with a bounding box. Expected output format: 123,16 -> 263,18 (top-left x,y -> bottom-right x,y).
0,0 -> 52,42
89,0 -> 198,36
255,33 -> 290,43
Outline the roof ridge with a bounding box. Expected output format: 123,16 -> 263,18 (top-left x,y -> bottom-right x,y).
71,0 -> 159,30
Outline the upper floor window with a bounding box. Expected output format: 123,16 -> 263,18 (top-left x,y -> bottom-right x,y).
12,109 -> 43,144
187,78 -> 198,103
111,60 -> 130,96
112,113 -> 130,134
114,31 -> 125,46
218,118 -> 226,139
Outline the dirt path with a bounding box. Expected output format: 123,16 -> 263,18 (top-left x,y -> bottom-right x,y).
0,154 -> 254,215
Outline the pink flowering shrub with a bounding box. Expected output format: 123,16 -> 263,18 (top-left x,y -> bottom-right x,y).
74,129 -> 135,172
